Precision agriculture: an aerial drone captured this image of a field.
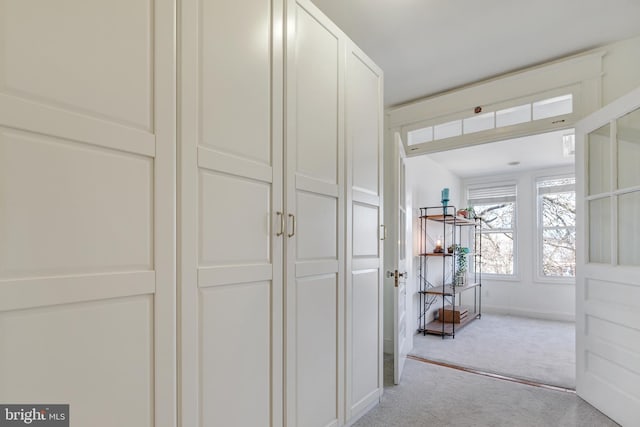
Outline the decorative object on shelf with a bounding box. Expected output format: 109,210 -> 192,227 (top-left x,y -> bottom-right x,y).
466,206 -> 475,219
434,237 -> 444,253
457,209 -> 468,218
454,246 -> 470,287
441,187 -> 449,207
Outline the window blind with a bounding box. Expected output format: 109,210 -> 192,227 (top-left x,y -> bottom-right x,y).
468,184 -> 517,204
537,177 -> 575,195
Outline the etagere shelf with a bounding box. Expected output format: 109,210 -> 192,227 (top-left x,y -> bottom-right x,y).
418,205 -> 482,338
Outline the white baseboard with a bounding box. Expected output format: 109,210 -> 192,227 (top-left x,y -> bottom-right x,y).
345,389 -> 382,427
483,305 -> 575,322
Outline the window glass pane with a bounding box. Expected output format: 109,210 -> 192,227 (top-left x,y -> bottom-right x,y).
541,191 -> 576,228
496,104 -> 530,128
618,191 -> 640,266
589,197 -> 611,263
533,94 -> 573,120
588,123 -> 611,195
617,108 -> 640,189
407,126 -> 433,145
542,228 -> 576,277
473,203 -> 514,229
433,120 -> 462,140
480,232 -> 514,275
464,112 -> 494,134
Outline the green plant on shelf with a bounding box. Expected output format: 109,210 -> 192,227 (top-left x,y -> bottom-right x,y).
449,244 -> 469,286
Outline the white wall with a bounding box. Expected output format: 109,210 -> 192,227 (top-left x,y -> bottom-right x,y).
602,35 -> 640,106
405,155 -> 463,331
461,166 -> 576,322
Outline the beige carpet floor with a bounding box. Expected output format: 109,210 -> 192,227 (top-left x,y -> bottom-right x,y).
352,356 -> 618,427
410,313 -> 576,389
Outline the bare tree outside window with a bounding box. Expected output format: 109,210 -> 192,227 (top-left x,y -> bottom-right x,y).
468,184 -> 517,276
537,177 -> 576,278
473,203 -> 515,275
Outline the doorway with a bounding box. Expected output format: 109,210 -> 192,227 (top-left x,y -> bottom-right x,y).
405,129 -> 577,389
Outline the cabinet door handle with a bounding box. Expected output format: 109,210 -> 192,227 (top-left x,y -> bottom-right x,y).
380,224 -> 387,240
276,211 -> 284,236
288,213 -> 296,238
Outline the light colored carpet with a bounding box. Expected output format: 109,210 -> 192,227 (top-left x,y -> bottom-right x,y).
410,313 -> 576,389
352,357 -> 618,427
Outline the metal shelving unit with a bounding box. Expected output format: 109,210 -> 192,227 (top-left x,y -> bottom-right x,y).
417,205 -> 482,338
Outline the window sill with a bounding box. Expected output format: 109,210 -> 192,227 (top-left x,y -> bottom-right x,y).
481,274 -> 520,283
534,277 -> 575,285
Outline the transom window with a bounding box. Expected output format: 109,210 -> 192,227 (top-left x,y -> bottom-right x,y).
407,94 -> 574,146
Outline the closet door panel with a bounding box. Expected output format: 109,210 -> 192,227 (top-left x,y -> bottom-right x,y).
200,282 -> 271,427
0,296 -> 153,426
0,131 -> 152,277
345,46 -> 384,421
296,274 -> 339,427
352,203 -> 380,258
0,0 -> 176,425
286,1 -> 344,426
200,0 -> 271,163
349,57 -> 380,196
351,270 -> 380,403
199,171 -> 271,265
1,0 -> 152,129
296,192 -> 338,260
180,0 -> 283,426
294,5 -> 339,185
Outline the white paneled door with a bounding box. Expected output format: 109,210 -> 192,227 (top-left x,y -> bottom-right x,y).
179,0 -> 283,426
575,86 -> 640,427
0,1 -> 176,426
392,135 -> 410,385
285,1 -> 344,426
345,42 -> 384,420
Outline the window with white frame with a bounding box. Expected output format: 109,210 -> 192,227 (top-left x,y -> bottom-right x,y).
537,176 -> 576,279
468,184 -> 517,276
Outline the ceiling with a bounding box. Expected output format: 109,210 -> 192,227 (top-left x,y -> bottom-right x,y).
310,0 -> 640,107
425,129 -> 575,178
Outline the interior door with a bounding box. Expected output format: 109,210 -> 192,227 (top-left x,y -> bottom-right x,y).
393,134 -> 411,385
179,0 -> 283,426
575,85 -> 640,426
0,1 -> 176,425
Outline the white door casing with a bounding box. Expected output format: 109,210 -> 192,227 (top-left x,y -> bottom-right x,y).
392,134 -> 411,385
0,0 -> 176,426
575,86 -> 640,427
345,41 -> 384,419
179,0 -> 283,425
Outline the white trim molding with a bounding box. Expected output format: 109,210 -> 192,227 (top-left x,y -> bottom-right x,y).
387,50 -> 605,156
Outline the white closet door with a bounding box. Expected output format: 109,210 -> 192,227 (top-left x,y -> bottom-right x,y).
285,1 -> 345,426
179,0 -> 283,426
345,44 -> 384,421
0,0 -> 176,426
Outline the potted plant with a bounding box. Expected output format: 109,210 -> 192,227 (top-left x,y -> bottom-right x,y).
454,246 -> 469,286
